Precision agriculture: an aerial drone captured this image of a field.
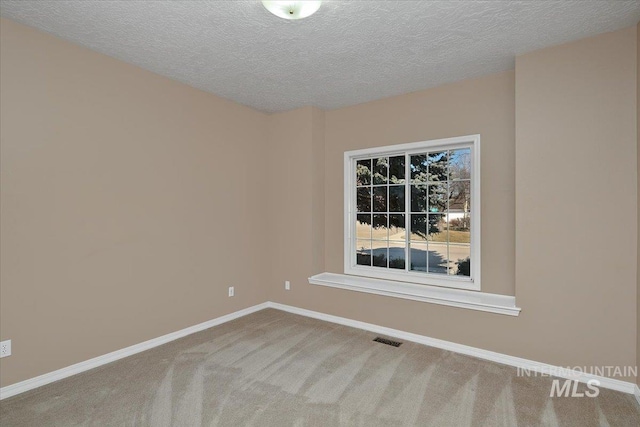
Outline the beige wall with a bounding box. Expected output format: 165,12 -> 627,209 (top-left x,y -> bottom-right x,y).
323,71 -> 516,297
1,17 -> 638,389
269,72 -> 528,374
270,71 -> 528,368
0,19 -> 269,387
271,70 -> 522,352
637,20 -> 640,387
270,27 -> 638,382
267,106 -> 325,307
516,25 -> 637,381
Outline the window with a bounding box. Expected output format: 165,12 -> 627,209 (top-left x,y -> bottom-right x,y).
344,135 -> 480,291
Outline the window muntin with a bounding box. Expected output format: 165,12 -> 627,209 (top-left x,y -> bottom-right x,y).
346,136 -> 479,291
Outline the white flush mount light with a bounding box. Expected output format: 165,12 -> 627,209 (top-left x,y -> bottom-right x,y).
262,1 -> 322,20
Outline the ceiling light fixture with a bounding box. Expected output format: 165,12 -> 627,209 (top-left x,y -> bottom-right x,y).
261,1 -> 322,20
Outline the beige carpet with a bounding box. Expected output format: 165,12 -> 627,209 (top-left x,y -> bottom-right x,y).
1,308 -> 639,426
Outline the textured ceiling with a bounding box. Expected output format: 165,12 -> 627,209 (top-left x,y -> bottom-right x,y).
1,1 -> 639,112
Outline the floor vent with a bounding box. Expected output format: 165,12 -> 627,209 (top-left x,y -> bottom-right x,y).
373,337 -> 402,347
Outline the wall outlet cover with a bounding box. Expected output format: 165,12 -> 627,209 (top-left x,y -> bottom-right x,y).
0,340 -> 11,358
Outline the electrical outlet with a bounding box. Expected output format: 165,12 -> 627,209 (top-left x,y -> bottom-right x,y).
228,286 -> 234,297
0,340 -> 11,358
285,280 -> 291,290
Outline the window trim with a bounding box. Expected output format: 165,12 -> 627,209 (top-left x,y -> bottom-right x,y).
344,134 -> 481,291
309,272 -> 519,316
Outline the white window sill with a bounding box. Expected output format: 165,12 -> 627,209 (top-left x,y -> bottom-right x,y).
308,272 -> 521,316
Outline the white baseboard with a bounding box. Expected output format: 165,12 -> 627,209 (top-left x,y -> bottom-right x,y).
266,302 -> 638,396
0,302 -> 269,400
2,300 -> 637,401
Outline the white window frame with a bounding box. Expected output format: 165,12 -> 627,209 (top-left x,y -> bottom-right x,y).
344,134 -> 481,291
